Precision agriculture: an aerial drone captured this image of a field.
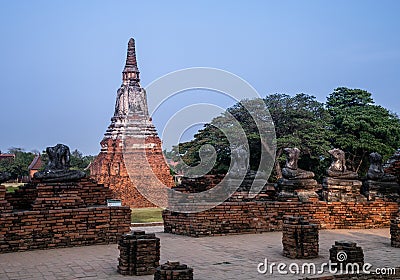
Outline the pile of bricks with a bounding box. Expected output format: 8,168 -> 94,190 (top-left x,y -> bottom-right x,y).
391,217 -> 400,248
117,230 -> 160,276
282,216 -> 319,259
154,261 -> 193,280
329,241 -> 364,267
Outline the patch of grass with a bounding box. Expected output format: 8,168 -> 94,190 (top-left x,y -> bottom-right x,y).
3,183 -> 23,193
131,207 -> 163,223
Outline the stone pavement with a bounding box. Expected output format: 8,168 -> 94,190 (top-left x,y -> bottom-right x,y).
0,227 -> 399,280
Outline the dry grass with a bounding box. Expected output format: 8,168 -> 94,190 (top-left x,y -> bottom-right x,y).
131,207 -> 163,223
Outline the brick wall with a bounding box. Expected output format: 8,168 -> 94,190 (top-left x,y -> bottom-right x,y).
0,178 -> 131,253
163,200 -> 399,237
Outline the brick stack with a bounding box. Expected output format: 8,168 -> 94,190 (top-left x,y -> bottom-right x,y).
282,216 -> 319,259
90,38 -> 174,208
0,185 -> 12,213
117,230 -> 160,276
154,261 -> 193,280
322,178 -> 365,202
329,241 -> 364,267
391,217 -> 400,248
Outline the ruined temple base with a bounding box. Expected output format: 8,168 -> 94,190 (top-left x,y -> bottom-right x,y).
163,200 -> 398,237
0,178 -> 131,253
91,137 -> 174,208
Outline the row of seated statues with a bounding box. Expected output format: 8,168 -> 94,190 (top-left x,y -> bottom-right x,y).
278,147 -> 399,202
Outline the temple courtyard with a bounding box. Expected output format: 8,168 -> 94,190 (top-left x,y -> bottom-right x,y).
0,226 -> 398,280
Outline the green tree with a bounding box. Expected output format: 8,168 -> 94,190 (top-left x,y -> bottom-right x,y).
173,94 -> 331,181
0,148 -> 35,180
326,87 -> 400,174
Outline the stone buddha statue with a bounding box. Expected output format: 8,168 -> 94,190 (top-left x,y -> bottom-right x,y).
281,147 -> 314,179
326,148 -> 358,179
367,152 -> 397,182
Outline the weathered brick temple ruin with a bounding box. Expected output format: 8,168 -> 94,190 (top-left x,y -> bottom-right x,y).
163,149 -> 400,237
90,38 -> 174,207
0,144 -> 131,253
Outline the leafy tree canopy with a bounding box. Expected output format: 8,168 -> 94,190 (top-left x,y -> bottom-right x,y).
326,87 -> 400,173
169,88 -> 400,182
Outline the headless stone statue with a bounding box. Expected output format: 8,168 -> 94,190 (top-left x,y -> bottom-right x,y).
34,144 -> 85,182
229,144 -> 249,179
326,148 -> 358,179
277,147 -> 318,202
367,152 -> 397,182
362,152 -> 399,201
281,148 -> 314,179
323,148 -> 364,202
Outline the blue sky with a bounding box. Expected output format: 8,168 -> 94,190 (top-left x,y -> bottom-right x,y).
0,0 -> 399,155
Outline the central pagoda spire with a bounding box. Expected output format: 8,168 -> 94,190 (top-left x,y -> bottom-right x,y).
122,38 -> 140,84
113,37 -> 148,118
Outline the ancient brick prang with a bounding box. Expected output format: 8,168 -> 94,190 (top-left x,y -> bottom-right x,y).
90,38 -> 174,208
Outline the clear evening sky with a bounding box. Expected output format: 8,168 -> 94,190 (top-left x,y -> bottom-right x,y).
0,1 -> 399,155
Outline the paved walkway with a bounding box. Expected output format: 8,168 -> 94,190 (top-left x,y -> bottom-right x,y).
0,227 -> 399,280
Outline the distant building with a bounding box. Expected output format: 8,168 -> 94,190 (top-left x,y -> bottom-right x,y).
28,154 -> 43,179
0,154 -> 15,161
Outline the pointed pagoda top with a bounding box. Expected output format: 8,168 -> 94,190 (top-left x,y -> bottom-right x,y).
122,37 -> 140,84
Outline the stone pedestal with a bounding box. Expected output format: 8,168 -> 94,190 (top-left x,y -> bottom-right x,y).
117,230 -> 160,276
277,178 -> 319,202
322,178 -> 365,202
282,216 -> 319,259
31,183 -> 85,210
154,261 -> 193,280
0,185 -> 12,213
362,180 -> 400,201
391,217 -> 400,248
329,241 -> 364,267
